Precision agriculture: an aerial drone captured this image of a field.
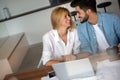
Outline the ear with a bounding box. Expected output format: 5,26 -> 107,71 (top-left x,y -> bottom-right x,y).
86,9 -> 91,14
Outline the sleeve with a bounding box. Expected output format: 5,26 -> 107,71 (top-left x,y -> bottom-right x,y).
42,34 -> 53,65
113,14 -> 120,41
76,24 -> 93,54
73,29 -> 81,54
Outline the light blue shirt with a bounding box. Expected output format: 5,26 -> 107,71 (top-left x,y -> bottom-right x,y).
77,12 -> 120,54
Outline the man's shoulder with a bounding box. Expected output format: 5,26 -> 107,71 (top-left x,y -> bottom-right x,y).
76,22 -> 89,30
76,23 -> 90,36
98,12 -> 119,18
77,22 -> 87,27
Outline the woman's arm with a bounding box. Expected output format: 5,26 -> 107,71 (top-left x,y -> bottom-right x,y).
45,60 -> 63,66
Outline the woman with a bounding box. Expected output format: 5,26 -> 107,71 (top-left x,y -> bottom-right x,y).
42,7 -> 80,66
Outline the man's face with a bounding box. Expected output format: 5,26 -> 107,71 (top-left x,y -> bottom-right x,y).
75,6 -> 89,23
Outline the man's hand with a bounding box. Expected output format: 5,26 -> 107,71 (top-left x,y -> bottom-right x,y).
62,54 -> 76,61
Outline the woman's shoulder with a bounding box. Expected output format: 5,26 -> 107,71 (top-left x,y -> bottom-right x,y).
43,29 -> 57,39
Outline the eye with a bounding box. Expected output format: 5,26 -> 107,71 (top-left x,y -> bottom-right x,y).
65,15 -> 67,18
64,14 -> 69,19
76,11 -> 81,15
76,11 -> 79,14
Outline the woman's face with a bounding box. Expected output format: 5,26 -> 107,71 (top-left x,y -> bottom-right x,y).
59,12 -> 71,29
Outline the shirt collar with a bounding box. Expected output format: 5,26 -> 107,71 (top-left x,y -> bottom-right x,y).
52,29 -> 71,43
51,29 -> 59,42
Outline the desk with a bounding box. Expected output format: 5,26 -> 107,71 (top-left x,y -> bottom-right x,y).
4,66 -> 53,80
4,53 -> 120,80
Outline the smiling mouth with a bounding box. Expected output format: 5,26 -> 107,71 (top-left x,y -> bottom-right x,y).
79,18 -> 82,21
66,20 -> 70,23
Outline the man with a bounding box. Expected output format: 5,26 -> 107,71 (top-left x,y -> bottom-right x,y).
70,0 -> 120,54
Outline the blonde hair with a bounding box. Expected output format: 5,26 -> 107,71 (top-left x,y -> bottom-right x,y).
51,7 -> 75,30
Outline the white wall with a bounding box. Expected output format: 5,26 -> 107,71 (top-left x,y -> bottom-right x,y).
0,1 -> 5,19
0,0 -> 120,45
0,0 -> 50,19
4,3 -> 74,45
96,0 -> 120,16
0,22 -> 8,38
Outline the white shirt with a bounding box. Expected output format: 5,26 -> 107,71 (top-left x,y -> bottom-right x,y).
93,24 -> 109,52
42,29 -> 81,65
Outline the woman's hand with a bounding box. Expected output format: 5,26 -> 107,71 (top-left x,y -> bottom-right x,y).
45,60 -> 63,66
62,54 -> 76,61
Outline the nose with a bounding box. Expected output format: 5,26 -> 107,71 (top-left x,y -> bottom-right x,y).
76,12 -> 79,18
67,15 -> 71,20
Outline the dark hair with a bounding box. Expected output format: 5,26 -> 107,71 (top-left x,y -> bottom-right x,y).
70,0 -> 97,12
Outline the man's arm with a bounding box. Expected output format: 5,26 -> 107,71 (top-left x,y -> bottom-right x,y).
113,14 -> 120,40
118,43 -> 120,52
113,14 -> 120,52
76,24 -> 93,54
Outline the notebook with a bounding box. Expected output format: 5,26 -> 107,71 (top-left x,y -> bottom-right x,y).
52,58 -> 95,80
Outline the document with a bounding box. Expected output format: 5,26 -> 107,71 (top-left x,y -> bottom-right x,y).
41,76 -> 59,80
41,75 -> 97,80
72,76 -> 97,80
96,59 -> 120,80
42,59 -> 120,80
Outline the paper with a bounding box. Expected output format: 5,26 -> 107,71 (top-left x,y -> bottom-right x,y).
96,59 -> 120,80
42,59 -> 120,80
41,76 -> 59,80
72,76 -> 97,80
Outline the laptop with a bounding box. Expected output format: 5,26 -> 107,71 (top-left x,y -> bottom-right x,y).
52,58 -> 95,80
